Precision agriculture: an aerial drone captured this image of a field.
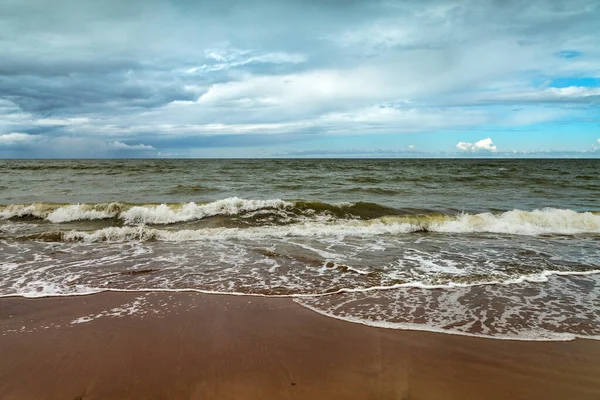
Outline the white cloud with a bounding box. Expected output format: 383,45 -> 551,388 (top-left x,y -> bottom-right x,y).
408,144 -> 415,149
456,138 -> 497,152
35,117 -> 90,126
456,142 -> 471,151
195,69 -> 390,113
186,47 -> 306,74
548,86 -> 600,98
107,141 -> 155,150
0,133 -> 39,146
467,86 -> 600,105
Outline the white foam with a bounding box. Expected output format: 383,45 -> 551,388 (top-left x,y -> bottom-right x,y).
120,197 -> 293,224
70,296 -> 148,324
4,274 -> 598,342
9,281 -> 99,298
71,316 -> 94,324
63,222 -> 417,242
435,208 -> 600,235
295,300 -> 592,342
61,209 -> 600,243
0,204 -> 44,219
4,269 -> 598,299
295,273 -> 600,342
47,204 -> 120,223
0,203 -> 124,222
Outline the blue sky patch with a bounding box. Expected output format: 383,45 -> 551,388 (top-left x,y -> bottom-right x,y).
556,50 -> 583,59
548,77 -> 600,88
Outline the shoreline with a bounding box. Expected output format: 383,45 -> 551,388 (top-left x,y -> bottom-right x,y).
1,291 -> 600,399
3,271 -> 600,343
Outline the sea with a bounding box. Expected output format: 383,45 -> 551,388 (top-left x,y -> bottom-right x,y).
1,159 -> 599,341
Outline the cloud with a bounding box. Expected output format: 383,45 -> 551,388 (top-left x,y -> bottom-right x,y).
0,135 -> 156,157
35,117 -> 90,126
0,133 -> 40,146
186,48 -> 306,74
493,86 -> 600,104
456,138 -> 498,152
0,0 -> 599,157
107,141 -> 155,150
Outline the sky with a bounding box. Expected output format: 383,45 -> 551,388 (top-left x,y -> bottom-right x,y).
0,0 -> 599,158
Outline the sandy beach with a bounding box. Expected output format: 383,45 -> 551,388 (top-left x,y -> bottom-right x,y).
3,0 -> 600,396
1,291 -> 599,400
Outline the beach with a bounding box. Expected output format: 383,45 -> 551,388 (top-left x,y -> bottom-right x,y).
2,0 -> 600,395
1,291 -> 599,400
1,159 -> 599,398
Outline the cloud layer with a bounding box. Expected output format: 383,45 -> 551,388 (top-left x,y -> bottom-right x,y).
1,0 -> 599,157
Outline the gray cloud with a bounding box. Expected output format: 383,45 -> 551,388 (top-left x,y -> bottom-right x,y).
1,0 -> 600,157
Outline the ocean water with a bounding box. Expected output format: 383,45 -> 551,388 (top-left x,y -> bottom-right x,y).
1,159 -> 599,340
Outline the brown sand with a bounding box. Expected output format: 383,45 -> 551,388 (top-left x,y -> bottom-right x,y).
1,291 -> 599,400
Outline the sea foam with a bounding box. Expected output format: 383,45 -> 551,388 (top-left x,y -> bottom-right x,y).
58,207 -> 600,242
120,197 -> 292,224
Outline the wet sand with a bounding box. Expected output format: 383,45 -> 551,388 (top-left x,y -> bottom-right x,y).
1,292 -> 599,400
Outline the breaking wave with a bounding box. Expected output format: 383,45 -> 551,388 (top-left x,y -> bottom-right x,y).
27,209 -> 598,242
0,198 -> 294,224
1,198 -> 599,236
0,202 -> 124,222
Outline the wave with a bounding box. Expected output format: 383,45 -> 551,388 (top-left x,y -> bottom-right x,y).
434,208 -> 600,235
2,199 -> 599,235
0,198 -> 293,224
0,202 -> 123,222
0,198 -> 404,224
121,198 -> 293,224
33,208 -> 598,242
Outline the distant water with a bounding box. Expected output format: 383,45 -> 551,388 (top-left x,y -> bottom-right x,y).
1,159 -> 599,340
